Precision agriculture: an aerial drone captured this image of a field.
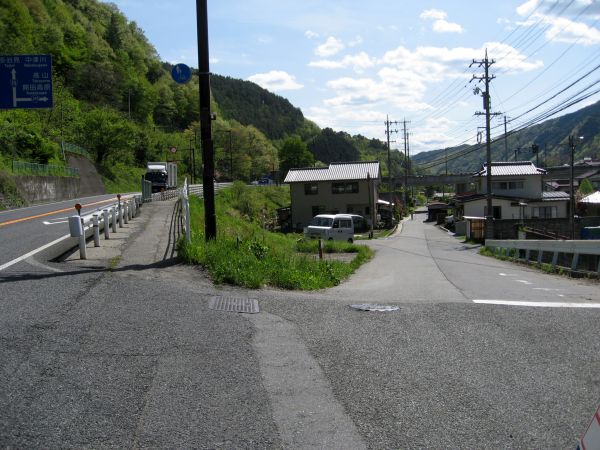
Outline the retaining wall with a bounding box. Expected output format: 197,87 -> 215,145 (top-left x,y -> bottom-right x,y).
14,175 -> 80,203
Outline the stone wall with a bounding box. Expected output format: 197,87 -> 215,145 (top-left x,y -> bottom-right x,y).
14,175 -> 80,203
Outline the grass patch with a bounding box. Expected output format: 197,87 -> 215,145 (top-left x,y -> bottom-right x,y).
0,170 -> 26,210
101,162 -> 147,194
178,184 -> 373,290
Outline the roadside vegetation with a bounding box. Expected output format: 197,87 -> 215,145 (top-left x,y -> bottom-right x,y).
178,183 -> 373,289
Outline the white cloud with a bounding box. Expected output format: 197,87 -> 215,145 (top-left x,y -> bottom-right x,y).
308,52 -> 377,73
433,20 -> 464,33
305,30 -> 319,39
348,35 -> 363,47
420,9 -> 447,21
247,70 -> 303,91
315,36 -> 345,57
516,0 -> 540,16
543,15 -> 600,45
420,8 -> 463,33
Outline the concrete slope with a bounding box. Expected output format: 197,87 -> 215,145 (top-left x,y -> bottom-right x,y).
67,154 -> 106,196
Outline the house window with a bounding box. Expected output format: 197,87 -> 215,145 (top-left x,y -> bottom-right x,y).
332,182 -> 359,194
311,205 -> 326,217
304,183 -> 318,195
484,205 -> 502,219
532,206 -> 557,218
492,180 -> 524,190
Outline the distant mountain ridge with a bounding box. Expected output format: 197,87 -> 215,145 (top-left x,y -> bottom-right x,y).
412,100 -> 600,174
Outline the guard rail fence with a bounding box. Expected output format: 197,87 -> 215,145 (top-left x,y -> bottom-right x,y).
68,194 -> 142,259
485,239 -> 600,274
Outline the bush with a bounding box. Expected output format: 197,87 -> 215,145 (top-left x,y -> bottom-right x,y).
178,187 -> 372,290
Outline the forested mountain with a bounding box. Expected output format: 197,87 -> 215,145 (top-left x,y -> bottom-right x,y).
412,100 -> 600,174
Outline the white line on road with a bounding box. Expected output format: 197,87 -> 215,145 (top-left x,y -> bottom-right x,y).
473,299 -> 600,308
515,280 -> 533,285
0,234 -> 70,272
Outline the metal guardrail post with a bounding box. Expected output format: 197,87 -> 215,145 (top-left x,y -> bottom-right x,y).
92,214 -> 100,247
79,218 -> 87,260
185,196 -> 191,242
118,204 -> 124,228
103,209 -> 110,239
123,202 -> 129,224
111,207 -> 117,233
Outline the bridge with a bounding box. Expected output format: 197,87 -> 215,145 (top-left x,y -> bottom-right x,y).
392,165 -> 596,188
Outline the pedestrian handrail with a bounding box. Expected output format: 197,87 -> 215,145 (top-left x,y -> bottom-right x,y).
12,160 -> 79,178
68,194 -> 142,259
485,239 -> 600,273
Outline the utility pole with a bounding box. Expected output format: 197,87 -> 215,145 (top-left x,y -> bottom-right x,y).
443,147 -> 448,199
402,119 -> 410,208
196,0 -> 216,240
385,115 -> 399,207
504,115 -> 508,161
569,135 -> 583,239
471,49 -> 501,239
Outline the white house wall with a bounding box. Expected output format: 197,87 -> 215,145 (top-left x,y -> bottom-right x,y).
463,198 -> 567,219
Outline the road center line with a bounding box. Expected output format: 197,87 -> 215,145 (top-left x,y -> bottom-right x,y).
0,196 -> 126,228
473,299 -> 600,308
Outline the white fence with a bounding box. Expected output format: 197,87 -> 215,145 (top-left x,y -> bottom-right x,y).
68,195 -> 142,259
485,239 -> 600,273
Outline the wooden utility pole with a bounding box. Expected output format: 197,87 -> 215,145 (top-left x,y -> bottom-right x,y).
471,49 -> 501,239
196,0 -> 216,240
402,119 -> 409,208
385,116 -> 399,207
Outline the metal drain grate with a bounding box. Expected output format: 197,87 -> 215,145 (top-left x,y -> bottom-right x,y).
208,296 -> 260,314
349,304 -> 399,312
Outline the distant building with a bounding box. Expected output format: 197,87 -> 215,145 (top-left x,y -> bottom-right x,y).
456,161 -> 569,220
284,161 -> 381,231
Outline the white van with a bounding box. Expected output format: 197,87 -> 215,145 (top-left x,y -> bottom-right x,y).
304,214 -> 355,243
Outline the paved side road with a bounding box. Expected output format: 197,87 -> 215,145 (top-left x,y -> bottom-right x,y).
1,202 -> 599,449
1,200 -> 364,449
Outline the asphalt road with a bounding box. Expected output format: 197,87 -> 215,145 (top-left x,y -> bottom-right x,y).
0,194 -> 135,268
1,204 -> 599,448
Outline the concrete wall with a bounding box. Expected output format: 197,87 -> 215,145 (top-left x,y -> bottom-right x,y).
463,197 -> 568,220
14,175 -> 80,203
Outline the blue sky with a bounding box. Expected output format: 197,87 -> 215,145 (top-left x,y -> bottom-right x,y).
108,0 -> 600,154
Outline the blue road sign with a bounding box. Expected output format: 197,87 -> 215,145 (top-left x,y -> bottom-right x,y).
0,55 -> 53,109
171,63 -> 192,84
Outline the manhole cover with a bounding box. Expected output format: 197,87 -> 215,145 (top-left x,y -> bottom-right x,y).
349,304 -> 399,312
209,296 -> 260,314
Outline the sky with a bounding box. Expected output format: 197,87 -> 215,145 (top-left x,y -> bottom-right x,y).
107,0 -> 600,155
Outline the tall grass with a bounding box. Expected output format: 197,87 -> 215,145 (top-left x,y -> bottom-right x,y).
178,183 -> 373,289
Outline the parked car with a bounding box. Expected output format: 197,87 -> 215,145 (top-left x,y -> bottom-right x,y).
348,214 -> 370,233
304,214 -> 355,243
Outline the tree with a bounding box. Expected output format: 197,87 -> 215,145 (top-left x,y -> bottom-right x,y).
578,178 -> 595,199
308,128 -> 359,164
78,108 -> 135,164
279,137 -> 314,179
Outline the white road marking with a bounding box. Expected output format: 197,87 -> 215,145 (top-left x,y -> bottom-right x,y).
533,287 -> 564,292
515,280 -> 532,285
0,234 -> 70,272
499,273 -> 515,277
473,299 -> 600,308
43,220 -> 68,225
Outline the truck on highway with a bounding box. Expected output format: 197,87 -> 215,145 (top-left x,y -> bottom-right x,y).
145,162 -> 177,193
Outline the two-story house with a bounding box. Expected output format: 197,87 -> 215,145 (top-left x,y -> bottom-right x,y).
456,161 -> 569,220
284,161 -> 380,231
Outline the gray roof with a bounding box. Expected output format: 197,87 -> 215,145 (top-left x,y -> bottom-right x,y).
284,161 -> 380,183
475,161 -> 546,177
542,191 -> 570,201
